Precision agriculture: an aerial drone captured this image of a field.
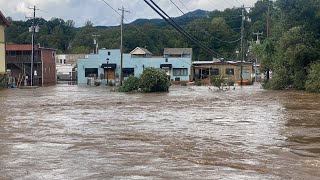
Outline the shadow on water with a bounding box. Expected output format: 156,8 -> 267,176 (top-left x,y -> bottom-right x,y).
0,84 -> 319,179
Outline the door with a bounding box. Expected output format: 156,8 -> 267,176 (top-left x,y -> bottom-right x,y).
104,68 -> 115,80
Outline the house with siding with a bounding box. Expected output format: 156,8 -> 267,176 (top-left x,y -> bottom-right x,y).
192,60 -> 253,84
77,47 -> 192,85
6,44 -> 56,86
0,11 -> 9,87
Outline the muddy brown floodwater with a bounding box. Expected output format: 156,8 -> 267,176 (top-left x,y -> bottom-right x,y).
0,84 -> 319,180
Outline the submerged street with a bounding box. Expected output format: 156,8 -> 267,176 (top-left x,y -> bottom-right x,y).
0,84 -> 319,179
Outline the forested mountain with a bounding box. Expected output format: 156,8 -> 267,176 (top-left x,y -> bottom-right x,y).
5,0 -> 320,92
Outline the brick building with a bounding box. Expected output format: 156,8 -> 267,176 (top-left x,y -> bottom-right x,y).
6,44 -> 56,86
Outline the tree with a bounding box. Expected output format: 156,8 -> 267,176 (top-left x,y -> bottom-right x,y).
139,68 -> 170,92
305,61 -> 320,93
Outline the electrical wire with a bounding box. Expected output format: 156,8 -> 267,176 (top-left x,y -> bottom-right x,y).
177,0 -> 190,12
169,0 -> 185,15
99,0 -> 193,65
145,0 -> 221,57
167,0 -> 241,46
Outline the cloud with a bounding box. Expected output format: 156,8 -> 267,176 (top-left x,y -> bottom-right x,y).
0,0 -> 258,27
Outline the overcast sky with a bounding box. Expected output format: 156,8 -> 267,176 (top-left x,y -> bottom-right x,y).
0,0 -> 257,27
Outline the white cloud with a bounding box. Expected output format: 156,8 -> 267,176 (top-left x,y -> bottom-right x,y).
0,0 -> 258,27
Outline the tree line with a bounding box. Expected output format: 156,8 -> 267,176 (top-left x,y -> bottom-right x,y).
5,0 -> 320,92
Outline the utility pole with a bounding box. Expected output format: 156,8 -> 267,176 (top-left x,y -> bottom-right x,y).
253,31 -> 263,44
267,5 -> 270,38
240,5 -> 245,87
28,6 -> 39,86
266,2 -> 271,81
92,34 -> 100,54
118,6 -> 130,86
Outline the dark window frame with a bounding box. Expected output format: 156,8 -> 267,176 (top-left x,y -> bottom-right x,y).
85,68 -> 98,78
226,68 -> 234,75
122,68 -> 135,77
210,68 -> 220,75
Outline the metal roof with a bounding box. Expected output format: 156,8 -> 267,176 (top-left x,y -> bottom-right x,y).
164,48 -> 192,55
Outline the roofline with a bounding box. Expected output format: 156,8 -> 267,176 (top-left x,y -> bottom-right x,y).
130,47 -> 152,55
6,44 -> 56,51
0,11 -> 9,27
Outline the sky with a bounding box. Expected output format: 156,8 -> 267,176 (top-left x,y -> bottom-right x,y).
0,0 -> 258,27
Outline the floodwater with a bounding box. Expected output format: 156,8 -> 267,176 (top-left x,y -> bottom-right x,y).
0,84 -> 319,180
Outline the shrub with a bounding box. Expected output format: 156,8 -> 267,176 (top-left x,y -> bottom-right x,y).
94,81 -> 101,86
195,79 -> 202,86
181,82 -> 187,86
305,61 -> 320,93
139,67 -> 170,92
210,75 -> 226,90
119,76 -> 140,92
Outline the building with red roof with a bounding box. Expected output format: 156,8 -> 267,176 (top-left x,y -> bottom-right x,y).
6,44 -> 56,86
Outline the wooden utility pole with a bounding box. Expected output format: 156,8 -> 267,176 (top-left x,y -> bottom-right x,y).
240,5 -> 245,87
28,6 -> 39,86
118,6 -> 130,86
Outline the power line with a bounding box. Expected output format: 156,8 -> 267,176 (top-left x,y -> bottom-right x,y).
100,0 -> 122,17
235,0 -> 242,6
203,31 -> 241,44
99,0 -> 192,65
145,0 -> 221,57
169,0 -> 185,15
177,0 -> 190,12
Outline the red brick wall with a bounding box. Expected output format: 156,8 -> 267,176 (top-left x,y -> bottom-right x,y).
41,49 -> 56,85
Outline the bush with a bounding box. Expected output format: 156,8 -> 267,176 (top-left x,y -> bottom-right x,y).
210,76 -> 226,90
94,81 -> 101,86
181,82 -> 187,86
139,67 -> 170,92
195,79 -> 202,86
305,61 -> 320,93
119,76 -> 140,92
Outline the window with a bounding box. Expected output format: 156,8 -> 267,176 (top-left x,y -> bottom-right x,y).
173,68 -> 188,76
202,68 -> 210,78
210,68 -> 219,75
23,51 -> 31,55
52,51 -> 55,57
108,52 -> 111,55
60,59 -> 63,64
85,68 -> 98,77
226,68 -> 234,75
165,58 -> 168,62
9,51 -> 16,56
64,60 -> 66,64
122,68 -> 134,77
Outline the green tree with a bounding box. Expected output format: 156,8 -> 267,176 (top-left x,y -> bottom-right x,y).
139,67 -> 170,92
305,61 -> 320,93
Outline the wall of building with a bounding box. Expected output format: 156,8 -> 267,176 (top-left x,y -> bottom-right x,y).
77,49 -> 192,85
0,25 -> 5,74
41,49 -> 56,85
192,62 -> 253,82
56,54 -> 86,65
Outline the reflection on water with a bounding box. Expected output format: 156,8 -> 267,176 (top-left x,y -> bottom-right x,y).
0,84 -> 319,179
